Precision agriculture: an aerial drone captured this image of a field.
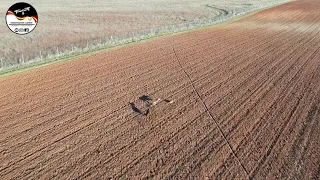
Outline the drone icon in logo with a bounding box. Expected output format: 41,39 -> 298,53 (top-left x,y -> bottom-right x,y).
14,7 -> 30,15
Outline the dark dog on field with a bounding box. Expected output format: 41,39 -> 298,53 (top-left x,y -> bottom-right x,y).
129,95 -> 173,116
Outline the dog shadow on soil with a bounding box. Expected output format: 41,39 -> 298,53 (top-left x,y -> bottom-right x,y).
129,102 -> 144,115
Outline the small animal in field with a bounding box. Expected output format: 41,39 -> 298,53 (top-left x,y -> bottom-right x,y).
130,95 -> 174,116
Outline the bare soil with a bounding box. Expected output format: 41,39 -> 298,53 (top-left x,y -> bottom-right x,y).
0,0 -> 319,179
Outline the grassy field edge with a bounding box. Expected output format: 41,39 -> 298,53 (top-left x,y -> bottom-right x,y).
0,0 -> 291,77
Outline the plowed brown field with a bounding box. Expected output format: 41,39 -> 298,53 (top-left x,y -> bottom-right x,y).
1,0 -> 320,179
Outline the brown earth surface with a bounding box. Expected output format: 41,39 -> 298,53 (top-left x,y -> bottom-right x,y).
1,0 -> 320,179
